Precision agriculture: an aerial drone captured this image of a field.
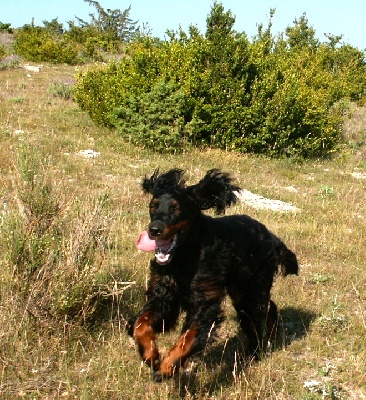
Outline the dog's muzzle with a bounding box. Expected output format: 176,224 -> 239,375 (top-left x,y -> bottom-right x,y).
148,221 -> 165,239
148,221 -> 178,265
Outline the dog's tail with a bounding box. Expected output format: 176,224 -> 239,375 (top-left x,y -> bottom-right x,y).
276,239 -> 299,276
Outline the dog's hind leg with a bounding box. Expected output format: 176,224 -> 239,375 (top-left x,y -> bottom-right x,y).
266,300 -> 278,343
234,299 -> 278,359
229,281 -> 276,359
235,306 -> 265,358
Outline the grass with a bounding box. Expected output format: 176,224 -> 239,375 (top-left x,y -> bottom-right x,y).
0,63 -> 365,399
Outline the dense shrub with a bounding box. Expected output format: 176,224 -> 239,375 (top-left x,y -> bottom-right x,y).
112,79 -> 193,152
74,62 -> 132,126
13,2 -> 140,64
14,25 -> 79,64
48,81 -> 74,99
74,1 -> 139,50
74,2 -> 366,158
74,37 -> 164,125
235,38 -> 346,157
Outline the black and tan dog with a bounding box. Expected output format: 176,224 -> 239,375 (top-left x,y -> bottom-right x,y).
129,168 -> 298,381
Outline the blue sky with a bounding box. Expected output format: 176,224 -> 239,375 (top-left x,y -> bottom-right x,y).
1,0 -> 365,50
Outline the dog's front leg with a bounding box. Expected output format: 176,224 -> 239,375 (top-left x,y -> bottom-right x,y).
153,297 -> 225,382
153,323 -> 198,381
129,273 -> 180,372
132,310 -> 160,370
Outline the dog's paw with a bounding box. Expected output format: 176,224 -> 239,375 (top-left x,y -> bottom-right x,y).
152,362 -> 177,382
152,370 -> 173,382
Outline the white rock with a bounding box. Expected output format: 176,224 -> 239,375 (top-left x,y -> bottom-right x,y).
76,149 -> 100,159
24,64 -> 42,72
304,379 -> 322,391
236,189 -> 300,212
283,185 -> 298,193
351,172 -> 366,180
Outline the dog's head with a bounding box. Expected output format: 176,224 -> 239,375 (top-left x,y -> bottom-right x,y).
137,168 -> 240,265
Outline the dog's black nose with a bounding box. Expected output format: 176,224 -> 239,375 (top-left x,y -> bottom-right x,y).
148,223 -> 164,238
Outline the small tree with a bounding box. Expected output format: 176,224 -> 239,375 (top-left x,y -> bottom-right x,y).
0,21 -> 13,33
285,13 -> 319,50
14,24 -> 79,64
205,1 -> 235,39
42,18 -> 64,34
75,0 -> 139,50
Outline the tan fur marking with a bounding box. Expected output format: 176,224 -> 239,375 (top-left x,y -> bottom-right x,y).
158,327 -> 197,377
133,311 -> 160,368
161,219 -> 192,240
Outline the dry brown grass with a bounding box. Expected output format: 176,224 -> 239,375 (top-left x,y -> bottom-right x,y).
0,64 -> 365,399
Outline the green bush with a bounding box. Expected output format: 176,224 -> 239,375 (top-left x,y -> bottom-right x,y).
48,81 -> 74,99
74,62 -> 129,126
74,38 -> 163,126
13,2 -> 139,64
74,3 -> 366,158
65,22 -> 113,61
231,40 -> 346,157
112,79 -> 193,152
14,25 -> 79,64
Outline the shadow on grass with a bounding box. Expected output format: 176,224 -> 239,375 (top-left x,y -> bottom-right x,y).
172,306 -> 317,399
277,306 -> 317,346
87,293 -> 316,398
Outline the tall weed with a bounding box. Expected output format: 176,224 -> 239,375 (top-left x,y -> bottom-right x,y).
2,145 -> 121,322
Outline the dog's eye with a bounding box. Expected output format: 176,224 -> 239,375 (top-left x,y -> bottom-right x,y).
170,204 -> 180,214
150,200 -> 159,213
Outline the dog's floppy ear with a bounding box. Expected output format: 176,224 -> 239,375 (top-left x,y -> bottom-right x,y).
141,169 -> 159,194
187,169 -> 240,214
141,168 -> 186,195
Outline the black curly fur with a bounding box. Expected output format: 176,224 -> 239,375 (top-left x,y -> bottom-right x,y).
142,168 -> 186,195
129,169 -> 298,382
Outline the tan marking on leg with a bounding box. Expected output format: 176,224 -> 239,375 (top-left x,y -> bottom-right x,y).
158,327 -> 197,377
133,311 -> 160,369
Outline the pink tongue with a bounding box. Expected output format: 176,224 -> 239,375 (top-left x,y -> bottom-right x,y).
136,231 -> 156,252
